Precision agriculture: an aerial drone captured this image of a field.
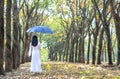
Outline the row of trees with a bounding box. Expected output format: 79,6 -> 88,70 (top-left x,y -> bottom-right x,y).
0,0 -> 51,75
0,0 -> 20,75
48,0 -> 120,65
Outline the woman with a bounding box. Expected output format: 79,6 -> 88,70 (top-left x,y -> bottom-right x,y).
28,35 -> 42,74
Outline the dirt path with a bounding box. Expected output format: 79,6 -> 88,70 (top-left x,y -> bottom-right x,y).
0,62 -> 120,79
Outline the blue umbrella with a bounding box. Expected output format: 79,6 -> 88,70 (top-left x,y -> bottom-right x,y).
26,26 -> 54,34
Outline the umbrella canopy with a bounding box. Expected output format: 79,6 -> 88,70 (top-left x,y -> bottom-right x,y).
26,26 -> 54,34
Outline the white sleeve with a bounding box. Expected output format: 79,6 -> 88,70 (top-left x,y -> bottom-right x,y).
28,43 -> 32,57
39,42 -> 41,49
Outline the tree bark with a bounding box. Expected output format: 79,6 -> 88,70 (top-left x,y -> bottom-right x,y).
92,33 -> 98,64
5,0 -> 12,72
65,33 -> 70,62
0,0 -> 5,75
80,36 -> 85,63
75,37 -> 78,62
97,28 -> 104,64
69,35 -> 75,62
105,26 -> 113,65
87,32 -> 91,64
12,0 -> 20,69
92,19 -> 99,64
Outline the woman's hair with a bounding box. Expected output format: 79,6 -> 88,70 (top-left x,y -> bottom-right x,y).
31,35 -> 38,46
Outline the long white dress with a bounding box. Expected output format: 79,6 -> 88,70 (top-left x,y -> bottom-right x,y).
28,42 -> 42,73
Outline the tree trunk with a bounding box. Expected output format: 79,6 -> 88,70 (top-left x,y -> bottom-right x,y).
104,43 -> 107,62
75,37 -> 78,62
92,26 -> 99,64
80,37 -> 85,63
87,32 -> 91,64
21,29 -> 29,63
65,33 -> 70,62
78,38 -> 81,62
63,43 -> 66,61
92,35 -> 97,64
113,50 -> 115,62
12,0 -> 20,69
69,35 -> 75,62
97,28 -> 104,64
59,53 -> 62,61
0,0 -> 5,75
5,0 -> 12,72
105,26 -> 113,65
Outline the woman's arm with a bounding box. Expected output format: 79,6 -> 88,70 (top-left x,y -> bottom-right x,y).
39,42 -> 41,50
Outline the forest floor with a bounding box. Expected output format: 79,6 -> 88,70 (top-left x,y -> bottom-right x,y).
0,62 -> 120,79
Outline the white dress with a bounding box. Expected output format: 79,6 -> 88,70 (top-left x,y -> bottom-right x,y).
28,42 -> 42,73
